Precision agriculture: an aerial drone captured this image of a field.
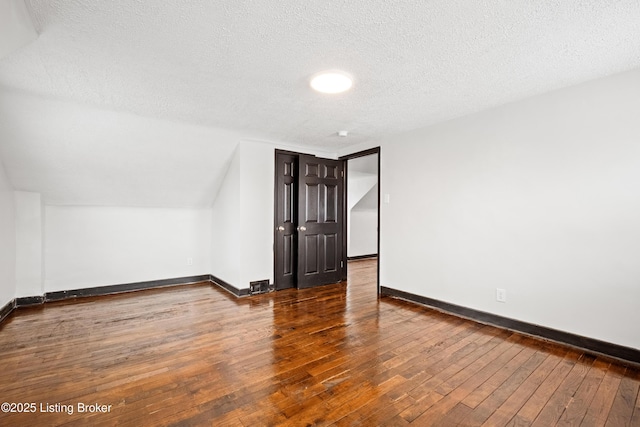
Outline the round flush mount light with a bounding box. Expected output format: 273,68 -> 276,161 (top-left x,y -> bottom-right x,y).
310,70 -> 353,94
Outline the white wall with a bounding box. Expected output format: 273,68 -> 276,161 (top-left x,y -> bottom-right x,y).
9,137 -> 331,296
210,141 -> 285,288
348,181 -> 379,258
45,206 -> 211,292
15,191 -> 42,297
0,158 -> 16,307
379,68 -> 640,349
349,209 -> 378,257
237,141 -> 276,287
347,173 -> 378,212
210,146 -> 242,286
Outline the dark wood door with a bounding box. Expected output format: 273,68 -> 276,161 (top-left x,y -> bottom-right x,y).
274,152 -> 297,290
296,154 -> 344,288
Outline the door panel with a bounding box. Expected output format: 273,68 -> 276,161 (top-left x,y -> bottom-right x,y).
324,234 -> 338,271
325,184 -> 337,222
274,153 -> 297,290
283,234 -> 293,276
305,183 -> 319,223
304,234 -> 319,273
297,155 -> 344,288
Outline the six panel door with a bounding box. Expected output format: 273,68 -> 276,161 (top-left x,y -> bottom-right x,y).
274,152 -> 297,290
296,154 -> 344,289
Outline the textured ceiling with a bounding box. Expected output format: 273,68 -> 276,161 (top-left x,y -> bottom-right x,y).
2,0 -> 640,149
0,0 -> 639,207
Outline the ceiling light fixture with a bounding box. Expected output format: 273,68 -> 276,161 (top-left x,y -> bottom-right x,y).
310,70 -> 353,94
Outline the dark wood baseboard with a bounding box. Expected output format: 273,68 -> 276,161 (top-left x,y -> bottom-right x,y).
380,286 -> 640,366
0,274 -> 251,328
347,254 -> 378,261
46,275 -> 212,302
16,296 -> 46,306
0,299 -> 14,324
210,275 -> 250,297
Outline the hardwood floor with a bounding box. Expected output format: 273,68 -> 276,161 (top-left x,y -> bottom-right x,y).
0,259 -> 638,426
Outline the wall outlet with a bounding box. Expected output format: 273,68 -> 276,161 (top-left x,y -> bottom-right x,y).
186,257 -> 193,266
496,288 -> 507,303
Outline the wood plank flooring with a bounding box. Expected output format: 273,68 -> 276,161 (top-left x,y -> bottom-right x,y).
0,259 -> 638,426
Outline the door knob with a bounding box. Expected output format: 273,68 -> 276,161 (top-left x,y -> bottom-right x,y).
297,226 -> 307,232
277,226 -> 285,231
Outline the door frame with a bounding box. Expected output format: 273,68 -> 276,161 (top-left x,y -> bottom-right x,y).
339,147 -> 381,294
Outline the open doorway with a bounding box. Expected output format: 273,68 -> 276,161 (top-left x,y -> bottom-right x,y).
341,148 -> 380,291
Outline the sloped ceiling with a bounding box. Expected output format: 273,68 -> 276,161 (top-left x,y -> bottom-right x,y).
353,185 -> 378,212
348,155 -> 378,211
0,90 -> 239,207
1,0 -> 639,207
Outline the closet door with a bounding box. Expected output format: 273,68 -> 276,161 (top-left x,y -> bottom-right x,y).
296,154 -> 343,289
274,152 -> 297,290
